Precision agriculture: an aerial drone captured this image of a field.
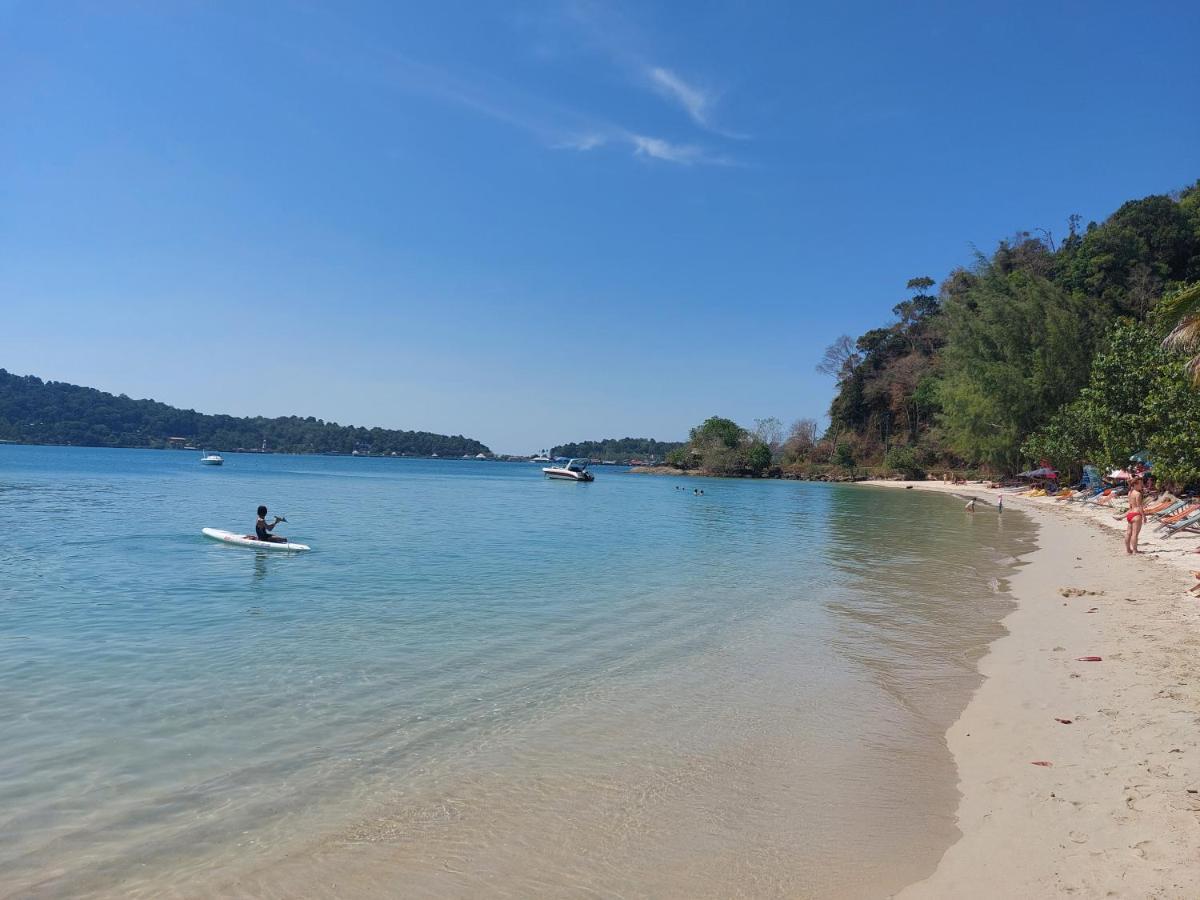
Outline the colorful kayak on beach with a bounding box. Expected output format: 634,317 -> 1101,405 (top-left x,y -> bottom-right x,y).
202,528 -> 311,552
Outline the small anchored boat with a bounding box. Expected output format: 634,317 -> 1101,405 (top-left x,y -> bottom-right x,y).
543,458 -> 594,482
200,452 -> 224,466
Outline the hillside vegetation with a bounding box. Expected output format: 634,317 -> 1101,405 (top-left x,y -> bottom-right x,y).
661,182 -> 1200,484
550,437 -> 684,463
0,370 -> 490,457
813,180 -> 1200,482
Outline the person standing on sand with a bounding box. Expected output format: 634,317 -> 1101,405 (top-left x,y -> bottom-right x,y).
1124,477 -> 1146,555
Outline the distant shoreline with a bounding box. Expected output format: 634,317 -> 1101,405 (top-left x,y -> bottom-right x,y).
0,442 -> 535,462
629,464 -> 859,481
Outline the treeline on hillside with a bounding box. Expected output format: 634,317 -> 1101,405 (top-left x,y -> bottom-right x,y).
665,417 -> 775,476
663,414 -> 865,478
817,181 -> 1200,483
551,437 -> 684,463
0,369 -> 490,456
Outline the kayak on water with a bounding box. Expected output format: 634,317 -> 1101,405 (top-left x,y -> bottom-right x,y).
202,527 -> 311,552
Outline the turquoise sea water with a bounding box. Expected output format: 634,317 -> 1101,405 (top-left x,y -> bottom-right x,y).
0,446 -> 1033,898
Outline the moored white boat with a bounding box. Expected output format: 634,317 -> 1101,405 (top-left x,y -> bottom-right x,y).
200,453 -> 224,466
543,458 -> 594,481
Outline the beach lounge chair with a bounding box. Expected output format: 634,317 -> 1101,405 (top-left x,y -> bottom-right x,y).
1154,502 -> 1200,533
1148,498 -> 1187,520
1162,509 -> 1200,538
1088,487 -> 1127,507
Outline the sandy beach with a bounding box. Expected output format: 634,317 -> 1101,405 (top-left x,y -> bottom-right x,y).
863,481 -> 1200,898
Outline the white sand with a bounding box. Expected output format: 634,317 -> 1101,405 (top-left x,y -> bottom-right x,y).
863,481 -> 1200,898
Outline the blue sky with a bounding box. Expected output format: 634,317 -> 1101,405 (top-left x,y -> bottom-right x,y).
3,1 -> 1197,453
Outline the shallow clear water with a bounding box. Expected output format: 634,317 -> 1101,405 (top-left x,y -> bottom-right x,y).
0,446 -> 1033,898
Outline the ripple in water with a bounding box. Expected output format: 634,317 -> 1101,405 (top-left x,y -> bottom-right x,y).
0,447 -> 1035,898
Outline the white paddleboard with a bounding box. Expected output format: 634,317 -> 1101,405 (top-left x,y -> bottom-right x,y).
202,527 -> 311,552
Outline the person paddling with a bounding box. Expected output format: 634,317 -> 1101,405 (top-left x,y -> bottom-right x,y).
255,505 -> 288,543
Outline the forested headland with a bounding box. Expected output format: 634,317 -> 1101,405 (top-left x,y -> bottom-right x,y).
550,437 -> 684,463
661,181 -> 1200,484
811,180 -> 1200,483
0,369 -> 490,457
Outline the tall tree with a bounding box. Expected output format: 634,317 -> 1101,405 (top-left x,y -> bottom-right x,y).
938,267 -> 1105,471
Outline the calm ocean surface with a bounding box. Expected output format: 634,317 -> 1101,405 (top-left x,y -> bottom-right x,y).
0,446 -> 1033,899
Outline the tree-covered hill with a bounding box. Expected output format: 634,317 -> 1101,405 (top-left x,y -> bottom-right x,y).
0,369 -> 490,456
550,437 -> 684,463
664,417 -> 774,476
814,179 -> 1200,480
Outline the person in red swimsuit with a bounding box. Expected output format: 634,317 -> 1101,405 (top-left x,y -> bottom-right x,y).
1124,477 -> 1146,555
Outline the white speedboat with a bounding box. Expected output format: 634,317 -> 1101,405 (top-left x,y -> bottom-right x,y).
200,453 -> 224,466
543,458 -> 594,481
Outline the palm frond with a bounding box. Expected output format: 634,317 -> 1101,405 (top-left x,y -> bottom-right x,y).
1159,281 -> 1200,347
1164,316 -> 1200,352
1187,355 -> 1200,384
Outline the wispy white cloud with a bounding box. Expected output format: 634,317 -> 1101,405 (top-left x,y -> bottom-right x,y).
554,132 -> 608,151
278,11 -> 732,167
554,2 -> 746,139
556,130 -> 732,166
647,67 -> 711,127
628,134 -> 722,166
368,54 -> 729,165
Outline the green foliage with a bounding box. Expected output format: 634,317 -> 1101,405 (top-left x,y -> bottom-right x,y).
1057,191 -> 1200,315
551,437 -> 683,463
689,416 -> 744,449
938,268 -> 1105,472
670,415 -> 776,476
0,369 -> 490,456
664,447 -> 693,469
1022,320 -> 1200,485
834,442 -> 856,468
825,182 -> 1200,474
883,446 -> 925,480
1158,280 -> 1200,384
824,276 -> 944,457
746,441 -> 773,475
1017,403 -> 1097,481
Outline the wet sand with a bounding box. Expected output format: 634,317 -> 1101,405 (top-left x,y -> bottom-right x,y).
865,481 -> 1200,898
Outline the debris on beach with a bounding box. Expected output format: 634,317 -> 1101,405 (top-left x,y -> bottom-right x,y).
1054,718 -> 1074,724
1058,587 -> 1104,597
1076,656 -> 1103,662
1031,760 -> 1053,767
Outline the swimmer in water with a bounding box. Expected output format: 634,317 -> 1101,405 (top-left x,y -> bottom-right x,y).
965,497 -> 977,512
